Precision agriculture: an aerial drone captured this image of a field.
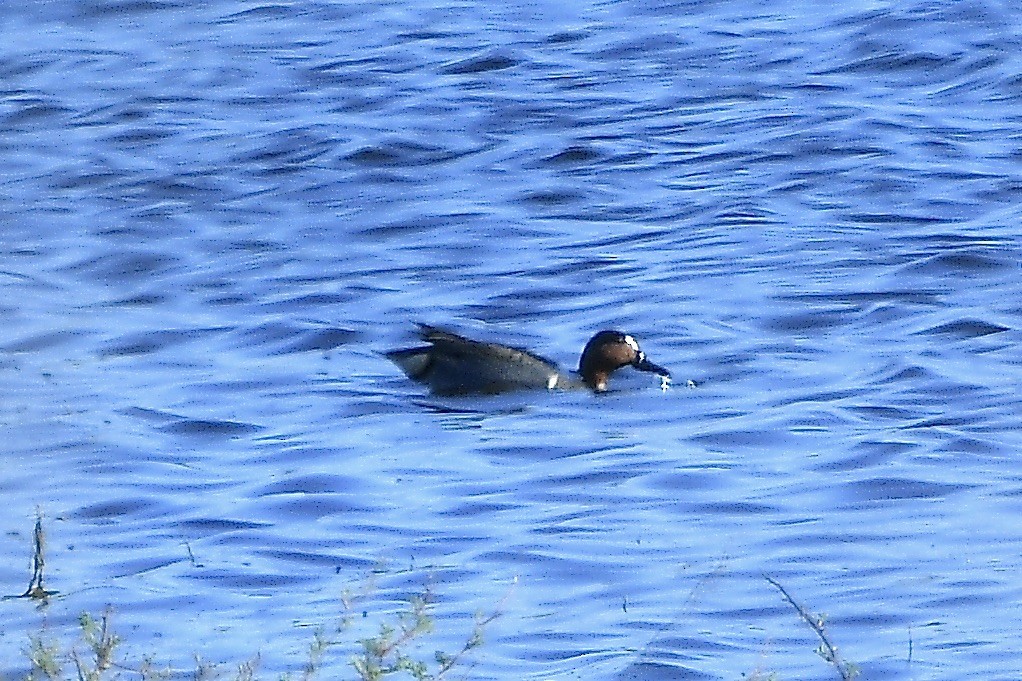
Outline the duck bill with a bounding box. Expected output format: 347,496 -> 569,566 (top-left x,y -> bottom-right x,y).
633,357 -> 670,378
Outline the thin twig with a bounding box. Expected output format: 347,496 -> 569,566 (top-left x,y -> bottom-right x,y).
23,510 -> 55,599
435,576 -> 515,679
765,575 -> 857,681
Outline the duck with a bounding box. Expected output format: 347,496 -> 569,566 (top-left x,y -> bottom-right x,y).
385,324 -> 670,395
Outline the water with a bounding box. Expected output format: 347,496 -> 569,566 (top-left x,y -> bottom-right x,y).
3,0 -> 1022,678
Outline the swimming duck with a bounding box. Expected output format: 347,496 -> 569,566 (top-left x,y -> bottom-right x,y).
386,324 -> 670,395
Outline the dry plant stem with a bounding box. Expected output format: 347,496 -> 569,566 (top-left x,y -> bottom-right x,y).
81,610 -> 119,672
436,576 -> 515,678
373,598 -> 429,661
764,575 -> 857,681
23,511 -> 53,599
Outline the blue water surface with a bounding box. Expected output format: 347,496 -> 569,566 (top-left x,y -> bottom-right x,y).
3,0 -> 1022,679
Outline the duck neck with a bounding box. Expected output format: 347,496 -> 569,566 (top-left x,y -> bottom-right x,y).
584,371 -> 608,392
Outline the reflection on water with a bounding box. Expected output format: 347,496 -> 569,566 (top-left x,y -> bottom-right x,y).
3,0 -> 1022,679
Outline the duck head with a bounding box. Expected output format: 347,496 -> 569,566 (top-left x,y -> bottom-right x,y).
578,330 -> 671,391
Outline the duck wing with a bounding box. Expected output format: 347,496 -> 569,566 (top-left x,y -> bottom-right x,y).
397,325 -> 561,394
417,324 -> 559,369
